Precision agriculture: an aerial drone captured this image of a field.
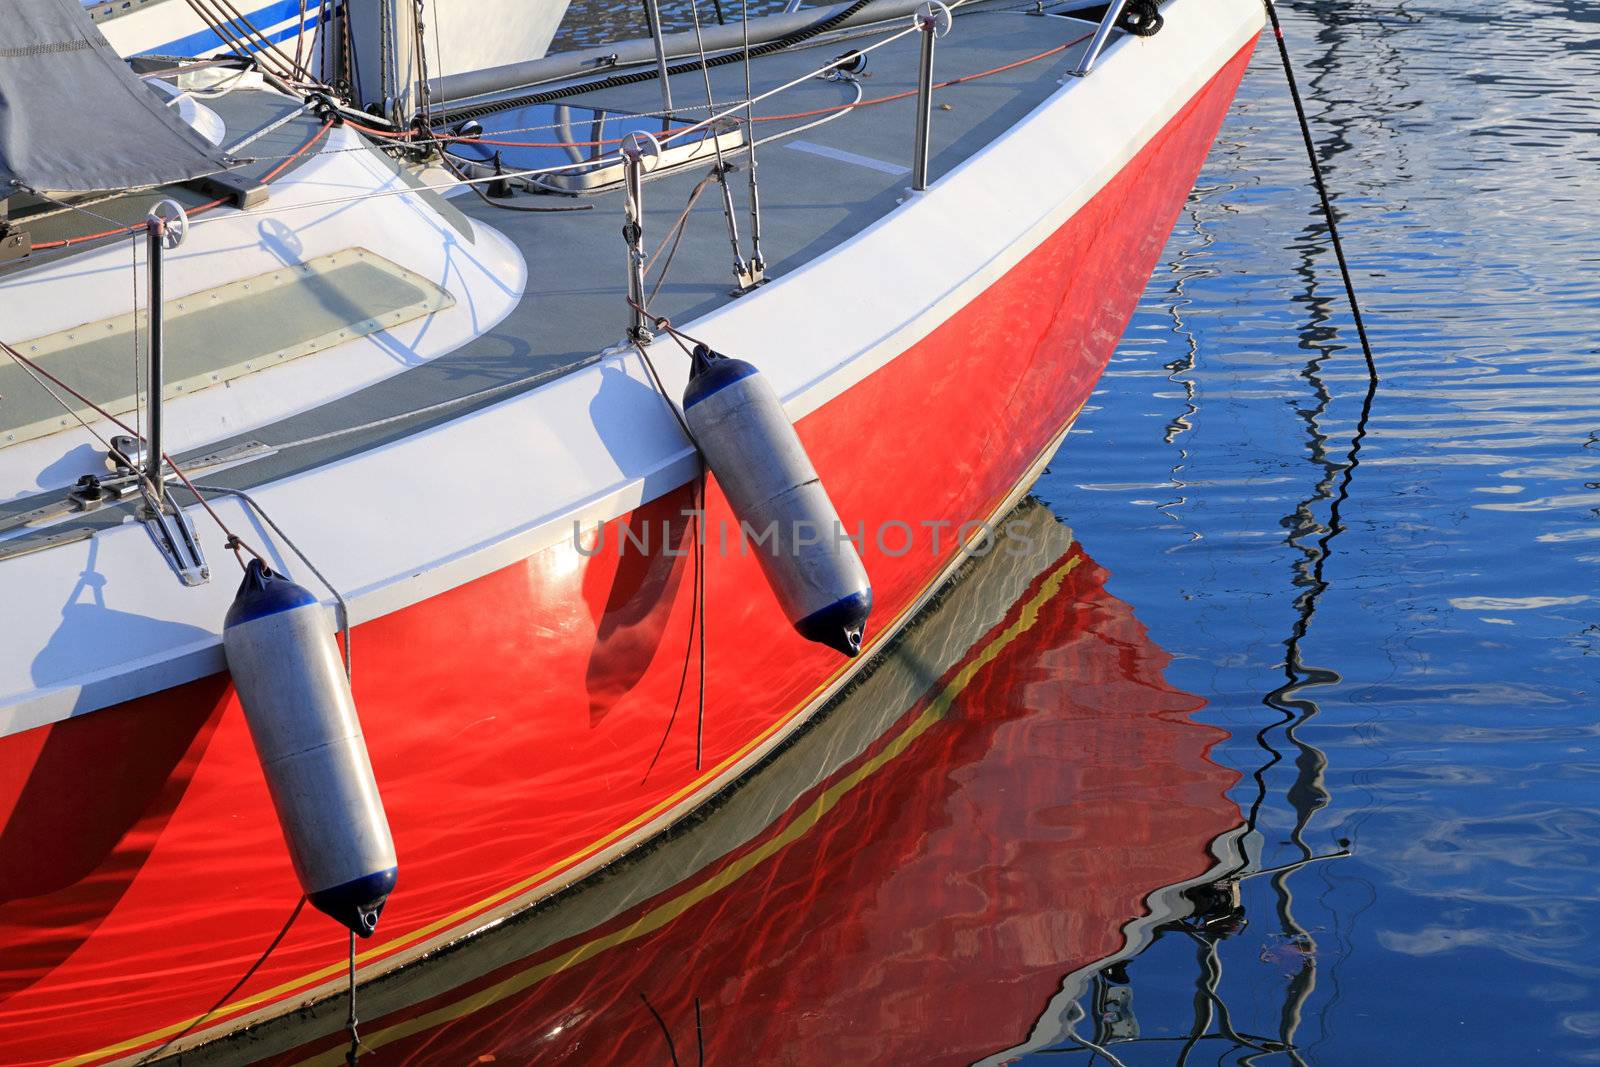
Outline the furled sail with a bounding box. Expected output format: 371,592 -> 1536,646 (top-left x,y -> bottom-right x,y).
0,0 -> 232,193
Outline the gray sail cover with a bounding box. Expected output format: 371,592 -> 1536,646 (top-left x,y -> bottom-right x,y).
0,0 -> 231,192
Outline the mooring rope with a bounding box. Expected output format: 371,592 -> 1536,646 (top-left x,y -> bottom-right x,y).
1231,0 -> 1383,880
1262,0 -> 1378,385
641,991 -> 682,1067
344,929 -> 361,1065
132,896 -> 308,1065
627,302 -> 711,777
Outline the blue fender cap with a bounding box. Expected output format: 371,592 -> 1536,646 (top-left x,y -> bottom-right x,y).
683,344 -> 759,409
310,866 -> 398,937
795,589 -> 873,657
225,558 -> 318,627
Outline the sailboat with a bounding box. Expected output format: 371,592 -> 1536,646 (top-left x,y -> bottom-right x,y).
0,0 -> 1263,1061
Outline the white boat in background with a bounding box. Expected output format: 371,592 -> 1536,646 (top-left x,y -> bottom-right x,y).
86,0 -> 571,81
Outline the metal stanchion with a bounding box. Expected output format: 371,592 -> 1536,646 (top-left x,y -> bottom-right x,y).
139,200 -> 209,586
144,203 -> 182,504
145,217 -> 165,503
1071,0 -> 1130,77
642,0 -> 675,117
622,132 -> 661,344
911,2 -> 952,192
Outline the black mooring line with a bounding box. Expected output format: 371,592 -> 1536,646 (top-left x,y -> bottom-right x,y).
345,929 -> 360,1065
695,996 -> 706,1066
134,895 -> 308,1064
1263,0 -> 1380,384
641,991 -> 683,1067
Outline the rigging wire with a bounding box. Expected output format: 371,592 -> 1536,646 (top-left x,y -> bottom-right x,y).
186,0 -> 301,81
442,0 -> 880,123
16,191 -> 152,460
214,0 -> 308,77
1236,0 -> 1383,855
0,342 -> 145,488
292,0 -> 311,81
0,339 -> 268,566
686,0 -> 751,281
7,5 -> 1081,572
277,28 -> 1075,159
419,0 -> 1037,142
740,0 -> 766,274
181,0 -> 265,74
165,22 -> 972,227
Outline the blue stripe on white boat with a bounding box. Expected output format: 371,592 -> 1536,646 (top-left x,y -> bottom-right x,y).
783,140 -> 912,176
146,0 -> 313,56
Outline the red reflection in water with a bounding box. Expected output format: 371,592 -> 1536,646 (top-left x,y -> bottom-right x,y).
283,531 -> 1239,1065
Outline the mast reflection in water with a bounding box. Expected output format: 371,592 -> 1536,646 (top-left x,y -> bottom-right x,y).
227,500 -> 1244,1064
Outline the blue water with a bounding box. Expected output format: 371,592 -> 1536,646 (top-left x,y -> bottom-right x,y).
1025,1 -> 1600,1060
187,2 -> 1595,1062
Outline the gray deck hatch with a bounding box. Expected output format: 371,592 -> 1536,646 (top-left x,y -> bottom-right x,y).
0,248 -> 454,447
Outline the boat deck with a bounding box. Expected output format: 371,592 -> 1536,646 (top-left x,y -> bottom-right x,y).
0,2 -> 1099,531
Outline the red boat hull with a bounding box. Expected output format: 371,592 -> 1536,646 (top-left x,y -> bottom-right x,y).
0,39 -> 1254,1066
267,514 -> 1240,1064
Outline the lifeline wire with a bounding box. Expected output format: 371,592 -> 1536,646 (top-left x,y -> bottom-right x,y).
162,24 -> 1071,233
441,0 -> 879,123
1263,0 -> 1378,383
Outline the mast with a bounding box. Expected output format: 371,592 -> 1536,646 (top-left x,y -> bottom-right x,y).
332,0 -> 425,125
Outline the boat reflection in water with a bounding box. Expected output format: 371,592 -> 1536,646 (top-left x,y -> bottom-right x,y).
230,499 -> 1244,1065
